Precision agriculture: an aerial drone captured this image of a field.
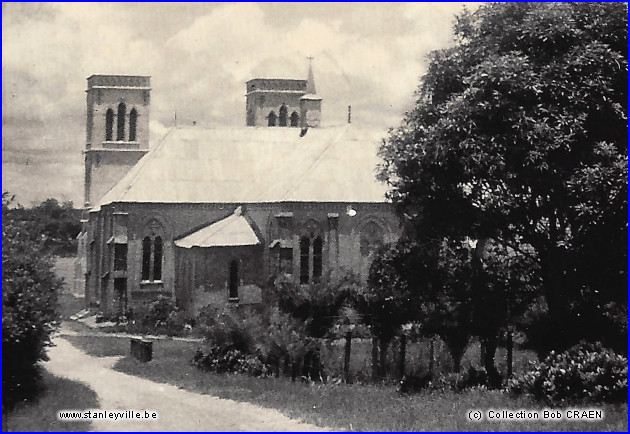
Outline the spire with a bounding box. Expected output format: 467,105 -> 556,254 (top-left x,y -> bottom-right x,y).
305,55 -> 316,95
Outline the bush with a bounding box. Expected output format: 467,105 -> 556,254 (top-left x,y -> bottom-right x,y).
2,193 -> 61,409
192,347 -> 272,378
509,342 -> 628,404
197,305 -> 268,355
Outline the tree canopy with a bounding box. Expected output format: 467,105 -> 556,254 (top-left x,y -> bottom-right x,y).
378,3 -> 627,352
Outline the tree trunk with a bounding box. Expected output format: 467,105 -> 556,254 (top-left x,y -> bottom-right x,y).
379,337 -> 389,378
371,336 -> 379,381
506,330 -> 513,378
483,334 -> 502,388
429,337 -> 435,374
453,353 -> 463,373
398,334 -> 407,379
291,356 -> 298,382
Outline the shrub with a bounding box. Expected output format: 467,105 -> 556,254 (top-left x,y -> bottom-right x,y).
192,347 -> 272,378
508,342 -> 628,404
196,305 -> 267,355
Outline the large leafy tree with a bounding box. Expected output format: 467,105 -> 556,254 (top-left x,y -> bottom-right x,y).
379,3 -> 627,352
2,193 -> 61,408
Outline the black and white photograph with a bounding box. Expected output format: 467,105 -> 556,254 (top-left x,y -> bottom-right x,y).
2,2 -> 627,431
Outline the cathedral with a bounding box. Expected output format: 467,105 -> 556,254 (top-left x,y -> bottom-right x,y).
78,64 -> 400,317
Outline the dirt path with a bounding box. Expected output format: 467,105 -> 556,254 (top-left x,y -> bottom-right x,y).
44,337 -> 329,432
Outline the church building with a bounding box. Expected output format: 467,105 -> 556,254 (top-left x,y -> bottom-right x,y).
78,64 -> 400,317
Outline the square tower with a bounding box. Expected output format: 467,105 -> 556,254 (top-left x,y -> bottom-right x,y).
84,75 -> 151,207
245,78 -> 306,127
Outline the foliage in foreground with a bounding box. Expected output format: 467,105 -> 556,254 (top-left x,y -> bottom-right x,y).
509,342 -> 628,405
2,192 -> 62,409
378,2 -> 627,354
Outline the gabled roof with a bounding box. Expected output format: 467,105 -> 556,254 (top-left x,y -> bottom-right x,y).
174,207 -> 260,248
96,123 -> 389,208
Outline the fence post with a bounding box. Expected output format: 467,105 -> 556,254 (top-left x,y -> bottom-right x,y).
344,330 -> 352,383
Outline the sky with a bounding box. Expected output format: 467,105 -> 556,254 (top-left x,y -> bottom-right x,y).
2,2 -> 477,207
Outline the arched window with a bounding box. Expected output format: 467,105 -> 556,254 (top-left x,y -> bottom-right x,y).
141,221 -> 164,282
290,111 -> 299,127
117,102 -> 126,141
300,237 -> 310,284
229,260 -> 239,299
129,108 -> 138,141
360,221 -> 384,257
105,108 -> 114,141
299,221 -> 325,284
142,236 -> 152,281
153,236 -> 163,281
268,111 -> 277,127
279,105 -> 288,127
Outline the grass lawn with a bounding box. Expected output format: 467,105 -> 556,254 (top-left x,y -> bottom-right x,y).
3,370 -> 99,432
64,333 -> 628,431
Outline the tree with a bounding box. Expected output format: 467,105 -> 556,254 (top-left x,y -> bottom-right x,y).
2,197 -> 82,256
353,242 -> 417,378
270,272 -> 358,379
378,3 -> 627,354
2,193 -> 61,409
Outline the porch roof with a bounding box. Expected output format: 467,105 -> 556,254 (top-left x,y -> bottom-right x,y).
174,206 -> 260,249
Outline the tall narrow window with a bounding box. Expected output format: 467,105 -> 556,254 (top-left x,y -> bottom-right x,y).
313,236 -> 323,282
290,111 -> 299,127
279,105 -> 288,126
105,108 -> 114,141
300,236 -> 310,284
153,236 -> 163,281
129,108 -> 138,141
142,236 -> 151,281
117,102 -> 126,140
114,244 -> 128,271
268,111 -> 277,126
229,260 -> 239,299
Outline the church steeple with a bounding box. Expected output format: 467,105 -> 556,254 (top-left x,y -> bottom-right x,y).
300,57 -> 322,128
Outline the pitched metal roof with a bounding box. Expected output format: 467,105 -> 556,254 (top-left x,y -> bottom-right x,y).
174,207 -> 260,248
96,124 -> 389,208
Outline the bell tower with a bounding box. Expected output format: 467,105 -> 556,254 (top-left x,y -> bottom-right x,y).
84,75 -> 151,207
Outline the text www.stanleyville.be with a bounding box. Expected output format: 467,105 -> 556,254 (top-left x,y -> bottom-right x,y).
57,409 -> 158,421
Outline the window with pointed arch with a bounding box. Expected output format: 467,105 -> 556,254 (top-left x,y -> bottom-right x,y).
117,102 -> 126,141
105,108 -> 114,141
299,221 -> 324,284
129,108 -> 138,141
268,111 -> 277,126
279,105 -> 288,126
360,221 -> 385,258
141,220 -> 164,282
290,111 -> 299,127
